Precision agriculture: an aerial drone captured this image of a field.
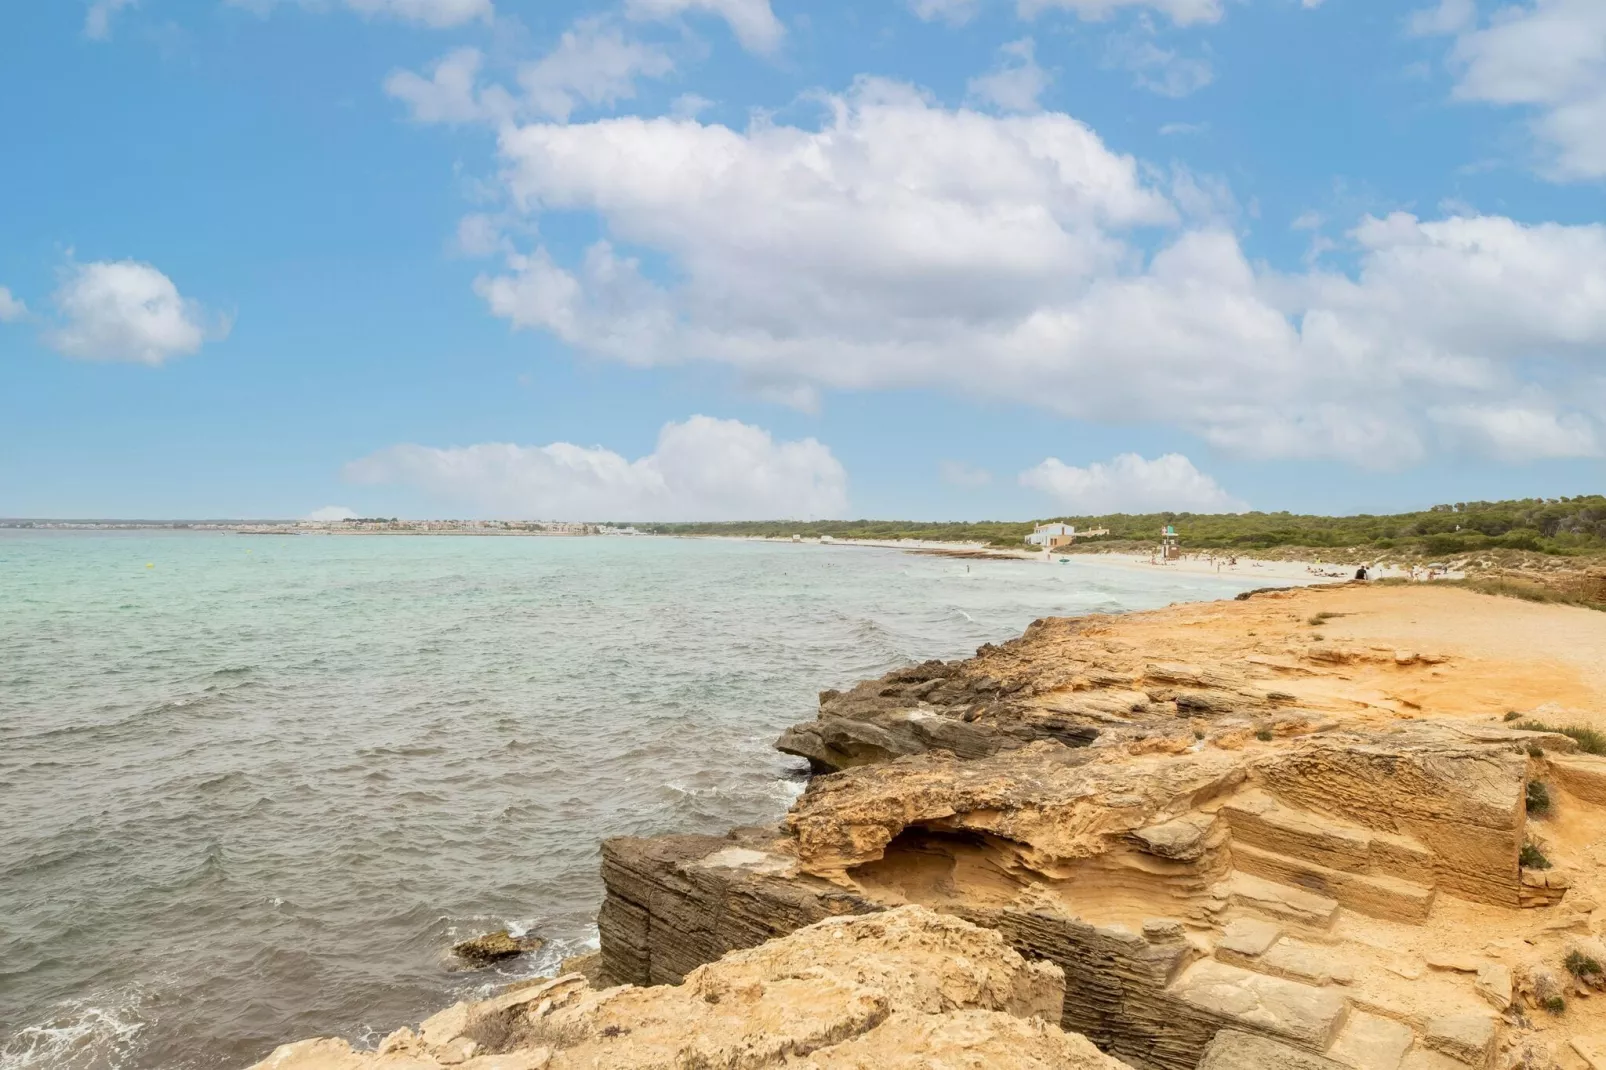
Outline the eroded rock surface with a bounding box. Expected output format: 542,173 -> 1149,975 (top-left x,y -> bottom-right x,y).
246,907 -> 1130,1070
604,586 -> 1606,1070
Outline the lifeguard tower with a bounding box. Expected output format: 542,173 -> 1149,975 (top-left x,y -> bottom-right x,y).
1160,524 -> 1181,561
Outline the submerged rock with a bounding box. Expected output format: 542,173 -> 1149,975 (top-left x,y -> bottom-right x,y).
452,930 -> 544,967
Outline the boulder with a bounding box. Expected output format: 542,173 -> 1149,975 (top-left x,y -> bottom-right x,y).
452,931 -> 545,967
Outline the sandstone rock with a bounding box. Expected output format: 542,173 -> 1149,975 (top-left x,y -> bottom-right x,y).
1326,1011 -> 1414,1069
1422,1012 -> 1497,1065
1572,1036 -> 1606,1070
246,908 -> 1131,1070
1196,1029 -> 1348,1069
452,931 -> 544,967
553,951 -> 604,988
1215,917 -> 1280,959
1169,960 -> 1349,1048
1475,962 -> 1513,1010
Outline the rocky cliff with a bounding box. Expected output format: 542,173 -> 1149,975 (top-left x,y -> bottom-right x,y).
247,906 -> 1130,1070
601,584 -> 1606,1070
250,583 -> 1606,1070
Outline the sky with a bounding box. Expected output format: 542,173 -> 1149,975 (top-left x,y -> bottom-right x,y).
3,0 -> 1605,522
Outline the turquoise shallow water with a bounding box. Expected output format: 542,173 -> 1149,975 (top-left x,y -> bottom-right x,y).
0,532 -> 1287,1070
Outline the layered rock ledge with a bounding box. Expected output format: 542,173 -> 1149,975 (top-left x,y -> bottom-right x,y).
602,585 -> 1606,1070
247,907 -> 1130,1070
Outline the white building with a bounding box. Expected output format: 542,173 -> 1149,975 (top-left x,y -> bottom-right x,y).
1026,522 -> 1078,549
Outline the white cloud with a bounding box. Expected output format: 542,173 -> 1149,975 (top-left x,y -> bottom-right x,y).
1021,0 -> 1226,27
0,286 -> 26,323
85,0 -> 136,39
48,260 -> 225,365
671,93 -> 715,119
520,18 -> 675,122
344,416 -> 848,521
469,82 -> 1606,468
1158,120 -> 1209,135
1419,0 -> 1606,180
305,505 -> 359,522
1020,453 -> 1243,513
386,21 -> 674,127
228,0 -> 491,28
385,48 -> 513,125
967,38 -> 1052,113
453,213 -> 507,258
1429,404 -> 1602,460
1105,33 -> 1215,98
625,0 -> 784,54
1408,0 -> 1475,37
939,460 -> 994,488
909,0 -> 982,25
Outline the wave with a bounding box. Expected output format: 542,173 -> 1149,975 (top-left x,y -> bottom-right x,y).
0,991 -> 148,1070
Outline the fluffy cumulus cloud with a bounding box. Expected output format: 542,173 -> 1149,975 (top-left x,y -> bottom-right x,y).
385,48 -> 509,126
386,20 -> 675,127
967,38 -> 1052,112
228,0 -> 491,29
624,0 -> 784,53
0,286 -> 26,323
1416,0 -> 1606,180
469,79 -> 1606,467
1020,453 -> 1243,513
48,260 -> 226,365
344,416 -> 849,521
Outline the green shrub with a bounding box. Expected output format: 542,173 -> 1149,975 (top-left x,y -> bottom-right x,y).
1564,950 -> 1603,979
1540,995 -> 1566,1014
1504,711 -> 1522,722
1255,729 -> 1274,742
1515,720 -> 1606,756
1526,781 -> 1551,815
1520,843 -> 1552,870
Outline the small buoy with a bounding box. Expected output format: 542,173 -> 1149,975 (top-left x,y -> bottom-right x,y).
145,563 -> 154,569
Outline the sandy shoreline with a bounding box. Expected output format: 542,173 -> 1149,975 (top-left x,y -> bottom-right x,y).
713,534 -> 1453,583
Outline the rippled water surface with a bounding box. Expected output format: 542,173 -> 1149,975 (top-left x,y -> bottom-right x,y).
0,532 -> 1287,1070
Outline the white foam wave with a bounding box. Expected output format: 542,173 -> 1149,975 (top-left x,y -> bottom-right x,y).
0,993 -> 147,1070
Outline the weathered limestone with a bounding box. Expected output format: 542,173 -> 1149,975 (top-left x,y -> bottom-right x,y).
1326,1011 -> 1415,1069
595,829 -> 878,988
1168,961 -> 1349,1048
1197,1030 -> 1349,1070
247,907 -> 1132,1070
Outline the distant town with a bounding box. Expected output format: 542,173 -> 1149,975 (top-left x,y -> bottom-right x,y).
0,518 -> 637,536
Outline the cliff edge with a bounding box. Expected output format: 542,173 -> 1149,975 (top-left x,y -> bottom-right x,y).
602,584 -> 1606,1070
246,906 -> 1130,1070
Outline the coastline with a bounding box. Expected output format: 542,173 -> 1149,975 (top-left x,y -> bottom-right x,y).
710,533 -> 1453,582
249,581 -> 1606,1070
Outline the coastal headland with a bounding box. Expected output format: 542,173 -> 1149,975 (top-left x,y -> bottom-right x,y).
251,582 -> 1606,1070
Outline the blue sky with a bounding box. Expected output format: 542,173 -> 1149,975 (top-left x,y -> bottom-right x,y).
3,0 -> 1605,521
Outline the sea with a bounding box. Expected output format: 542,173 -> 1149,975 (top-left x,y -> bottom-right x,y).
0,531 -> 1290,1070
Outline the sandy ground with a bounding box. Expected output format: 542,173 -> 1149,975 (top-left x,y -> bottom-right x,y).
730,536 -> 1456,583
